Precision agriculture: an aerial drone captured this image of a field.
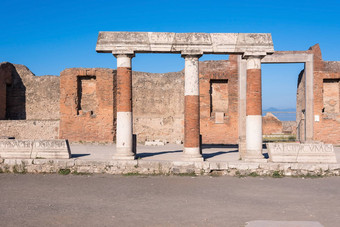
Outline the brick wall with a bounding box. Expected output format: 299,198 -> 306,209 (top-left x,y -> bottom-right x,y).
199,56 -> 239,144
310,45 -> 340,144
59,68 -> 116,142
296,45 -> 340,144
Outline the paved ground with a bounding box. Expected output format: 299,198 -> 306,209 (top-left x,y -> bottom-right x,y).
71,143 -> 241,162
70,143 -> 340,163
0,174 -> 339,226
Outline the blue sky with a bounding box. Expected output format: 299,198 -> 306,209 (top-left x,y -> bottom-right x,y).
0,0 -> 339,110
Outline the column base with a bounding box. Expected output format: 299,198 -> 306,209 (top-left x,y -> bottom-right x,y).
238,139 -> 247,159
243,158 -> 268,163
112,155 -> 135,160
243,149 -> 267,162
182,147 -> 204,161
113,147 -> 135,160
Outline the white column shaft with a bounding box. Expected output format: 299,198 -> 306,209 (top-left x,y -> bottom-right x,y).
116,55 -> 132,68
184,56 -> 199,96
116,112 -> 133,154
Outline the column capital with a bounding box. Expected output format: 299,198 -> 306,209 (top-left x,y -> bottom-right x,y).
181,50 -> 203,59
113,53 -> 135,59
242,52 -> 267,60
114,54 -> 134,68
245,56 -> 263,70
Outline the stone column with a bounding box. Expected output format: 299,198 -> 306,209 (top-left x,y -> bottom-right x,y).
114,54 -> 135,160
182,54 -> 203,161
245,56 -> 265,161
305,60 -> 314,142
238,55 -> 247,158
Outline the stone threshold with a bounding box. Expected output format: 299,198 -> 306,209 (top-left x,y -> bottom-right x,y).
0,158 -> 339,176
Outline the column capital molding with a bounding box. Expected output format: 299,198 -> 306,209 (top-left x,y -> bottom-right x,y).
113,52 -> 135,59
181,50 -> 203,59
242,52 -> 267,60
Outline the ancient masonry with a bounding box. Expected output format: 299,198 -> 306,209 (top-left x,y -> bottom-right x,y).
0,31 -> 339,175
0,35 -> 340,156
95,32 -> 274,161
59,68 -> 116,142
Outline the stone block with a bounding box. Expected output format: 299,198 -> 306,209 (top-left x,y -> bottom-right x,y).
215,112 -> 224,124
0,139 -> 71,159
0,139 -> 33,159
31,140 -> 71,159
267,143 -> 337,163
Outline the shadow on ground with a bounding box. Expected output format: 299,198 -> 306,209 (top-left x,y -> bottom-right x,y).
136,150 -> 182,158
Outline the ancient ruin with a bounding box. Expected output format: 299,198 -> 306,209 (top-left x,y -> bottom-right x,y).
0,32 -> 339,173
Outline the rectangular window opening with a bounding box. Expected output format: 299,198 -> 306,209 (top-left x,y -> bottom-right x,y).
77,76 -> 97,116
210,79 -> 229,120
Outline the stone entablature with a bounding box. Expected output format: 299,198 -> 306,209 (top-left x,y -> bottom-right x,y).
96,32 -> 274,56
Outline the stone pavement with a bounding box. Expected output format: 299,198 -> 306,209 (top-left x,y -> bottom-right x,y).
0,174 -> 339,226
1,143 -> 339,176
70,143 -> 241,162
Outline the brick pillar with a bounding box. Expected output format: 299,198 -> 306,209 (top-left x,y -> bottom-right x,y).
182,55 -> 204,161
245,56 -> 265,161
114,54 -> 135,160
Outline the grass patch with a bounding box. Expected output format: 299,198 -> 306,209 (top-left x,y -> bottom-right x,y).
12,165 -> 26,174
234,171 -> 260,178
173,172 -> 196,177
248,172 -> 259,177
58,169 -> 71,175
72,170 -> 92,176
122,172 -> 141,176
263,134 -> 296,143
272,170 -> 284,178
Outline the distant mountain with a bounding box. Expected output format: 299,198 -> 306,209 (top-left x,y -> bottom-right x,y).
262,107 -> 296,121
263,107 -> 296,112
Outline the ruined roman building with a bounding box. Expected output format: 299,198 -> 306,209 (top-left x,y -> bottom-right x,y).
1,39 -> 339,152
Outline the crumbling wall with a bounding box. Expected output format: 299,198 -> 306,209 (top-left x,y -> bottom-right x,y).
282,121 -> 297,135
132,71 -> 184,143
58,58 -> 241,144
262,112 -> 283,135
0,62 -> 60,140
310,45 -> 340,144
59,68 -> 116,142
1,63 -> 60,120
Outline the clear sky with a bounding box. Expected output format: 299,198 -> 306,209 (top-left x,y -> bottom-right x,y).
0,0 -> 339,110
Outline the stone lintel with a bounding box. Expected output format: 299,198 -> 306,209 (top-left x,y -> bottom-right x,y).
262,52 -> 313,63
96,32 -> 274,55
